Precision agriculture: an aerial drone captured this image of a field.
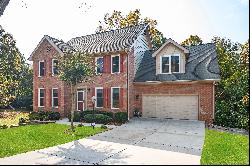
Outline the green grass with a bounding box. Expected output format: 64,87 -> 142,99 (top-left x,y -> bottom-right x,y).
0,124 -> 106,158
201,129 -> 249,165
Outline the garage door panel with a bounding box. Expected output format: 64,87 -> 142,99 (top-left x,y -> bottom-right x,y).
142,95 -> 198,120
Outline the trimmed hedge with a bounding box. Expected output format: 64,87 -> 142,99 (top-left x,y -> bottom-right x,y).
29,111 -> 61,121
114,112 -> 128,123
83,114 -> 112,124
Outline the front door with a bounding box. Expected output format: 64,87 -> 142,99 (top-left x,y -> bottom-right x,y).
77,90 -> 85,111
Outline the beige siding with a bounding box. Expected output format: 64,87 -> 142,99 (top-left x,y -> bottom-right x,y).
142,95 -> 198,120
156,43 -> 186,74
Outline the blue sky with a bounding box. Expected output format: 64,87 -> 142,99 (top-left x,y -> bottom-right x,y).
0,0 -> 249,60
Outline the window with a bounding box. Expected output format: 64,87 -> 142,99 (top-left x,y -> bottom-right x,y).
39,61 -> 45,77
52,59 -> 58,76
161,54 -> 180,74
111,87 -> 120,109
52,88 -> 58,107
95,87 -> 103,108
38,88 -> 45,107
111,55 -> 120,73
95,57 -> 104,74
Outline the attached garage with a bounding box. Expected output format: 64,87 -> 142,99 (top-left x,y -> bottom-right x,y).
142,95 -> 199,120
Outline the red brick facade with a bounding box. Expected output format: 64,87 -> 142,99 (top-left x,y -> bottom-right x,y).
31,38 -> 215,125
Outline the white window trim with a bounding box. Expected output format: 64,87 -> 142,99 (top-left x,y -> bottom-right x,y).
111,54 -> 120,74
95,87 -> 103,108
38,60 -> 45,77
51,59 -> 58,76
111,87 -> 120,109
95,57 -> 104,74
38,88 -> 45,107
77,90 -> 85,111
52,88 -> 58,108
160,54 -> 180,74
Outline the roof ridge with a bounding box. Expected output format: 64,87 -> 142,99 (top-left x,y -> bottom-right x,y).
67,23 -> 147,43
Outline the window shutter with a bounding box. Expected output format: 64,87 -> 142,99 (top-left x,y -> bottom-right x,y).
58,88 -> 61,107
103,88 -> 107,108
44,60 -> 46,76
48,88 -> 51,107
120,54 -> 124,73
34,63 -> 38,77
92,88 -> 95,97
107,55 -> 111,73
107,88 -> 110,108
119,88 -> 123,108
35,89 -> 38,106
50,59 -> 53,76
44,89 -> 46,108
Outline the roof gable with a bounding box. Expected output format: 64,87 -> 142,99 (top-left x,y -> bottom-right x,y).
152,38 -> 189,57
28,35 -> 65,60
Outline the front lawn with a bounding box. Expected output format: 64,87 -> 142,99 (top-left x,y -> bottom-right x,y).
0,124 -> 105,158
201,129 -> 249,165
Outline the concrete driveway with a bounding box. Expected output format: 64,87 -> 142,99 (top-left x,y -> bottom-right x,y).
0,118 -> 205,165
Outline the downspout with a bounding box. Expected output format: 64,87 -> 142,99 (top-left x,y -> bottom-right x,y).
126,50 -> 130,121
213,81 -> 215,121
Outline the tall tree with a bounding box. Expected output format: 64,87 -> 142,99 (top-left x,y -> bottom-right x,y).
96,9 -> 166,50
58,51 -> 95,131
0,26 -> 25,107
181,35 -> 203,46
212,36 -> 249,129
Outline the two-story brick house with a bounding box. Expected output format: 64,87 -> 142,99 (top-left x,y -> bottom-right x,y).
28,24 -> 220,124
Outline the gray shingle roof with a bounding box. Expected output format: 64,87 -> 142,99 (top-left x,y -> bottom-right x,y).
45,35 -> 75,54
66,24 -> 147,54
134,43 -> 221,82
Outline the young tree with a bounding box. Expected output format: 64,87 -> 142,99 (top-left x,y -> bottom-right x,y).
0,26 -> 25,107
58,51 -> 95,131
96,9 -> 166,50
181,35 -> 203,46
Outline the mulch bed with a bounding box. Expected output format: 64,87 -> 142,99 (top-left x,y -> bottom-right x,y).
207,124 -> 249,136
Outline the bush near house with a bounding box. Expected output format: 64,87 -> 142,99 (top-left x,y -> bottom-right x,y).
67,110 -> 126,124
114,112 -> 128,123
29,111 -> 61,121
84,114 -> 112,124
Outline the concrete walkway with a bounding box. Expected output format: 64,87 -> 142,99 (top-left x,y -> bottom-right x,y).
0,118 -> 205,165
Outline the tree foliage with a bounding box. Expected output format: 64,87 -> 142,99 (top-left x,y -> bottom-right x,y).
58,51 -> 95,131
0,26 -> 28,107
181,35 -> 203,46
96,9 -> 166,50
212,36 -> 249,130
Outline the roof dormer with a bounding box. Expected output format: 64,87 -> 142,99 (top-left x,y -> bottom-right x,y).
152,38 -> 189,75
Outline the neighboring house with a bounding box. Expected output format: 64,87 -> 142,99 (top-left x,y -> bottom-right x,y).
28,24 -> 220,124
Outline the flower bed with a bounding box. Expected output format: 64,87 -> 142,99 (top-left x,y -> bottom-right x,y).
0,111 -> 30,128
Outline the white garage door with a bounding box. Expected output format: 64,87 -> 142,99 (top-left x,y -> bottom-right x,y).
142,95 -> 198,120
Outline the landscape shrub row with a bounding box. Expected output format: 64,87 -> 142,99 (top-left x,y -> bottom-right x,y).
67,110 -> 128,124
29,111 -> 61,121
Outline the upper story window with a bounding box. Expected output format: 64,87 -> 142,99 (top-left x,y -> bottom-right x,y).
39,60 -> 45,77
52,59 -> 58,76
95,57 -> 104,74
38,88 -> 45,107
111,55 -> 120,73
160,54 -> 180,74
52,88 -> 58,107
95,87 -> 103,108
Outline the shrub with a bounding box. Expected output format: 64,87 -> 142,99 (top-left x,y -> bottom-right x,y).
2,125 -> 8,129
67,111 -> 81,122
29,112 -> 40,120
114,112 -> 128,123
48,112 -> 61,120
98,111 -> 114,119
84,114 -> 112,124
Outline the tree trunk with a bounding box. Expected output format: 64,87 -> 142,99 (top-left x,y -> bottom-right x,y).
70,82 -> 75,131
